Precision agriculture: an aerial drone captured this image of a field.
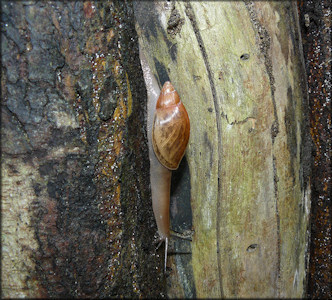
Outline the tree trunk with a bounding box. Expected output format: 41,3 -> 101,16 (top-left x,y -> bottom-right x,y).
2,0 -> 313,298
134,1 -> 311,298
297,0 -> 331,298
1,1 -> 165,298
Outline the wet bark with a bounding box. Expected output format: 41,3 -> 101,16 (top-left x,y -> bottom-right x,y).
2,1 -> 323,299
297,0 -> 332,298
1,1 -> 165,298
134,1 -> 311,298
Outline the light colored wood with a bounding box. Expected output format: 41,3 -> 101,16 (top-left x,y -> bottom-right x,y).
1,159 -> 44,298
135,1 -> 310,298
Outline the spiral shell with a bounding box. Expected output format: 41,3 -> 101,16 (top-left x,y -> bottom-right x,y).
152,81 -> 190,170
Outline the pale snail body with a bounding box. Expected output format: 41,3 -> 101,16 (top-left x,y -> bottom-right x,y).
139,48 -> 190,270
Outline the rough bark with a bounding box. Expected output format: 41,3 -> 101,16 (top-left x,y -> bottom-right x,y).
1,1 -> 165,298
297,0 -> 332,298
134,1 -> 311,298
1,0 -> 318,298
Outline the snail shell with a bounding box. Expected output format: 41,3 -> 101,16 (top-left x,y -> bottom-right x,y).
152,81 -> 190,170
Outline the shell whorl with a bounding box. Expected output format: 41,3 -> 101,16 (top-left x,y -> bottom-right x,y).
152,82 -> 190,170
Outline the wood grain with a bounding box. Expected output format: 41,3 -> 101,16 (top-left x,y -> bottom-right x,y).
134,1 -> 311,297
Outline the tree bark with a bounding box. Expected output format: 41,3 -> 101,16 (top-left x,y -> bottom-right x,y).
1,0 -> 314,298
134,1 -> 311,298
297,0 -> 332,298
1,1 -> 165,298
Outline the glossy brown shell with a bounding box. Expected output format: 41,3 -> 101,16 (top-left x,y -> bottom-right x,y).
152,82 -> 190,170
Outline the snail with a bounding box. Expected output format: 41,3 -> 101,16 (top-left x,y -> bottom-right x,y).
152,81 -> 190,170
139,48 -> 190,271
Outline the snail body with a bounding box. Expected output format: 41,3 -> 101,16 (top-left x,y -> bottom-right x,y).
139,48 -> 190,271
151,81 -> 190,243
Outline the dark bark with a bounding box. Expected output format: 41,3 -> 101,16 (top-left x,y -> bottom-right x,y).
1,1 -> 165,298
297,0 -> 332,298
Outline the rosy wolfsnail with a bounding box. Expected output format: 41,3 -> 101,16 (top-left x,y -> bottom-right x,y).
139,49 -> 190,271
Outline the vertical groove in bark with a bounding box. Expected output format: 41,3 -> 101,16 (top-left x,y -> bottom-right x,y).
183,3 -> 224,297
